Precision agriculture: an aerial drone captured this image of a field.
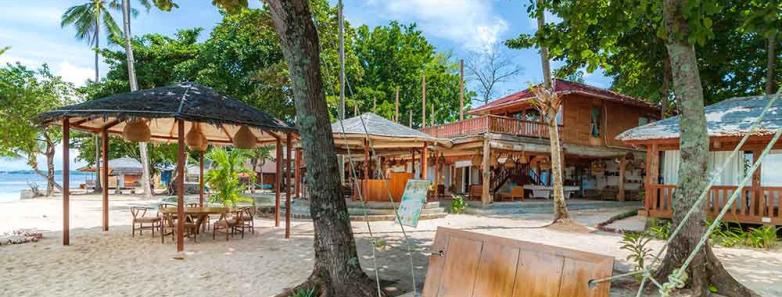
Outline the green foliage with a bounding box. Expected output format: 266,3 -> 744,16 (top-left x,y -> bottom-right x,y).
291,287 -> 316,297
620,232 -> 653,277
60,0 -> 122,47
450,194 -> 466,214
708,220 -> 779,249
709,223 -> 746,248
647,219 -> 672,240
507,0 -> 782,104
205,148 -> 254,207
744,226 -> 779,249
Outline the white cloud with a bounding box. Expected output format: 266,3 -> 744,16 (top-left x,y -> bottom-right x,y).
367,0 -> 509,52
0,6 -> 63,27
56,61 -> 94,86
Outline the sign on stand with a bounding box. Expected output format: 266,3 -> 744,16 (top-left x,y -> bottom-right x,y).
396,179 -> 431,227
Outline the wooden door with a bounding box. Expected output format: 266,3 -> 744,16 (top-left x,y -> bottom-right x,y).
422,227 -> 613,297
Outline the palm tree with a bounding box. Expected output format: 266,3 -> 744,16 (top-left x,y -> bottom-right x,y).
205,148 -> 255,207
61,0 -> 121,193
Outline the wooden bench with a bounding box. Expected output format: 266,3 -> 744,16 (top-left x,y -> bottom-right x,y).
498,186 -> 525,201
422,227 -> 613,297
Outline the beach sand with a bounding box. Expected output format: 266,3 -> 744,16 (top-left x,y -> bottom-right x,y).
1,195 -> 781,296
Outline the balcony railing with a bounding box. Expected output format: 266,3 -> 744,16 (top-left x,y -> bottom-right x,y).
646,184 -> 782,225
421,115 -> 557,139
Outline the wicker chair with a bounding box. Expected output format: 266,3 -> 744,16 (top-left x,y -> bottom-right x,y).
160,211 -> 199,243
233,207 -> 255,238
130,207 -> 161,237
212,211 -> 239,241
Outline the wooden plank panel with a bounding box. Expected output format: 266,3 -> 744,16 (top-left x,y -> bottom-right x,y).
422,231 -> 450,297
558,258 -> 612,297
472,243 -> 520,297
436,237 -> 484,297
512,251 -> 564,297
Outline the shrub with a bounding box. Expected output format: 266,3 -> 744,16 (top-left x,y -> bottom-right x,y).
450,194 -> 466,214
647,219 -> 672,240
620,232 -> 653,281
744,226 -> 779,249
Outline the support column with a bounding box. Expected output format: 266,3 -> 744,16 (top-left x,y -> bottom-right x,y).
433,152 -> 441,200
411,149 -> 416,177
285,133 -> 292,239
176,120 -> 185,252
753,149 -> 762,215
421,142 -> 428,180
644,144 -> 660,214
617,154 -> 629,201
481,137 -> 491,204
62,118 -> 70,245
101,128 -> 109,231
275,137 -> 282,227
295,148 -> 302,198
199,151 -> 204,207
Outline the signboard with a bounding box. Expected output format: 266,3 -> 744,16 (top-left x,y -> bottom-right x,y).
396,179 -> 431,227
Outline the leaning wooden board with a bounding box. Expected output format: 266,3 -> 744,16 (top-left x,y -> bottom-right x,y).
422,227 -> 613,297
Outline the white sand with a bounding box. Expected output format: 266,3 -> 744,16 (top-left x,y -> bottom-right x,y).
1,196 -> 781,296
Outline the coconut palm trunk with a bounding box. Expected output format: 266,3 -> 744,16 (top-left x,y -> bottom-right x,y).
120,0 -> 152,198
93,17 -> 103,193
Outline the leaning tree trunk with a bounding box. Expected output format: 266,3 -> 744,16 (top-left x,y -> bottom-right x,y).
655,1 -> 756,296
267,1 -> 383,296
766,34 -> 777,95
93,16 -> 103,193
45,136 -> 57,197
121,0 -> 153,198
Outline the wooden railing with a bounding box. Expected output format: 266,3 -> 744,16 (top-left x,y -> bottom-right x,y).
646,184 -> 782,225
421,115 -> 558,138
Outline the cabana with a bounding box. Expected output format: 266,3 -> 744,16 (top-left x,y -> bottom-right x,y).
328,112 -> 451,202
38,82 -> 297,251
618,95 -> 782,225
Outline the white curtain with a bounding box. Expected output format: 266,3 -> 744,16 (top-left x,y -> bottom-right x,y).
761,150 -> 782,186
662,150 -> 744,185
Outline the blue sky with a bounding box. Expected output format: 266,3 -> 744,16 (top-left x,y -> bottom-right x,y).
0,0 -> 611,170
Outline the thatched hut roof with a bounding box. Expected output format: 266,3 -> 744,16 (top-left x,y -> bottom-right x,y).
617,95 -> 782,142
330,113 -> 451,152
38,82 -> 296,145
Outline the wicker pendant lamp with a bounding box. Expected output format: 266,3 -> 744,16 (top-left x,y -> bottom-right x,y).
122,118 -> 150,142
186,123 -> 206,151
233,125 -> 256,149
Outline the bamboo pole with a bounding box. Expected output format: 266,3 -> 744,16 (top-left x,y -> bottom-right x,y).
62,117 -> 70,245
102,128 -> 109,231
460,59 -> 464,121
285,133 -> 292,239
275,137 -> 282,227
176,119 -> 185,252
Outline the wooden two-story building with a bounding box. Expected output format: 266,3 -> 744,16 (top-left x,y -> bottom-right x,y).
421,79 -> 660,204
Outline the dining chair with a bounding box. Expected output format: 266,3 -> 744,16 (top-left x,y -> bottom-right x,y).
233,207 -> 255,238
212,211 -> 238,241
130,206 -> 161,237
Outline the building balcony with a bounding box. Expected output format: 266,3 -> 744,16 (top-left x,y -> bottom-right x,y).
421,115 -> 559,139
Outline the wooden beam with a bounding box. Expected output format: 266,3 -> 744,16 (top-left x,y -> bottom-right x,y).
481,136 -> 491,205
421,142 -> 428,179
285,133 -> 292,239
434,152 -> 441,200
364,139 -> 370,201
62,117 -> 70,246
199,151 -> 204,207
220,124 -> 234,142
617,154 -> 629,201
101,119 -> 123,130
275,137 -> 282,227
102,128 -> 109,231
176,119 -> 185,252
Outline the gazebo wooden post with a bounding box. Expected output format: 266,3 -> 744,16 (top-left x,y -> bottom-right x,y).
421,142 -> 428,180
199,151 -> 204,207
295,148 -> 302,198
363,139 -> 370,201
176,120 -> 185,252
62,117 -> 70,245
285,133 -> 292,239
410,149 -> 416,177
433,151 -> 440,200
274,137 -> 282,227
101,128 -> 109,231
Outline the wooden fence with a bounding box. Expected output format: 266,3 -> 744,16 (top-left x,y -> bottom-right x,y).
646,184 -> 782,225
421,115 -> 557,138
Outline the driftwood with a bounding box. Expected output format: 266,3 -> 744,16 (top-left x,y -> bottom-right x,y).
0,230 -> 43,245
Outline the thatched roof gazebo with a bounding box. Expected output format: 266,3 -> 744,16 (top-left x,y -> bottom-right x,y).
38,82 -> 297,251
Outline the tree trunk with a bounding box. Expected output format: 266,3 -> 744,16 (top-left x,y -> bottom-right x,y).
766,34 -> 777,95
121,0 -> 153,198
45,136 -> 57,197
661,56 -> 671,118
655,1 -> 756,296
267,1 -> 383,296
94,19 -> 103,193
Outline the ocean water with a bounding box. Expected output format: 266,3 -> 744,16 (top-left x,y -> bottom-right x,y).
0,171 -> 90,202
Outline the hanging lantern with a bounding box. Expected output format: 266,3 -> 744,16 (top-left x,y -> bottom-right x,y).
122,118 -> 150,142
186,123 -> 206,151
233,125 -> 256,149
518,153 -> 529,164
197,133 -> 208,152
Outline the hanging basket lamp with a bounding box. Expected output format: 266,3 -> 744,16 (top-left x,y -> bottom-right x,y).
186,123 -> 206,151
122,118 -> 150,142
233,125 -> 256,149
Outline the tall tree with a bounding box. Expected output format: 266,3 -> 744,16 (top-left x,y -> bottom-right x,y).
465,44 -> 523,104
741,0 -> 781,95
531,0 -> 570,223
657,0 -> 754,295
61,0 -> 121,192
0,64 -> 76,196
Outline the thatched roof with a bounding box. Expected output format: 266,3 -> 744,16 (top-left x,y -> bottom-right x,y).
617,95 -> 782,142
330,113 -> 451,151
38,82 -> 295,145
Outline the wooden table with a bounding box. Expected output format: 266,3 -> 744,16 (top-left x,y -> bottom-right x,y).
160,207 -> 231,233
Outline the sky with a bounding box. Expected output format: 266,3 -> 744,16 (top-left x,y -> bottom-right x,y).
0,0 -> 612,171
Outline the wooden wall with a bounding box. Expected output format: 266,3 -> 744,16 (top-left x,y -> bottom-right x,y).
561,94 -> 658,148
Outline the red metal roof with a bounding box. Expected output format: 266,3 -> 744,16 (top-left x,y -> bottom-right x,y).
469,79 -> 656,115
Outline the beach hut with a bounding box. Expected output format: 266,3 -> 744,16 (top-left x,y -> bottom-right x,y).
37,82 -> 297,251
327,112 -> 451,202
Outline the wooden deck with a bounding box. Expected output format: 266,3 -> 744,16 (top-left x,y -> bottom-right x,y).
646,184 -> 782,225
421,115 -> 558,138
